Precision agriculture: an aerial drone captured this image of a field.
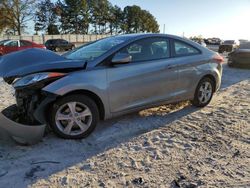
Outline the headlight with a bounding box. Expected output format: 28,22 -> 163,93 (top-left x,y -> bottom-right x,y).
13,72 -> 66,88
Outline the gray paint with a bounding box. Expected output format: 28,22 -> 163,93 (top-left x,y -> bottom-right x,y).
0,33 -> 223,143
43,34 -> 222,120
0,48 -> 85,78
0,112 -> 46,145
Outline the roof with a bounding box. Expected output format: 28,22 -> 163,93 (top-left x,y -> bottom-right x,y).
110,33 -> 185,41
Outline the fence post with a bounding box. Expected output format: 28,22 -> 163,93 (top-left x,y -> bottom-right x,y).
42,34 -> 45,44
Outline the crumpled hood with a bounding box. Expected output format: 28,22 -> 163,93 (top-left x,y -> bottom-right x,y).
0,48 -> 85,79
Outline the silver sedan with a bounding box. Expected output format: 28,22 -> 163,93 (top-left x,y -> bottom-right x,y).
0,33 -> 223,141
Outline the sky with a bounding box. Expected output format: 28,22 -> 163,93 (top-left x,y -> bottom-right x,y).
29,0 -> 250,40
108,0 -> 250,40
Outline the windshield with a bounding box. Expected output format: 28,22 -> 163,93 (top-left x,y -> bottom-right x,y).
0,40 -> 10,46
64,37 -> 126,61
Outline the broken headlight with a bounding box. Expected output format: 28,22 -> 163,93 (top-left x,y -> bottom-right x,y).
13,72 -> 66,88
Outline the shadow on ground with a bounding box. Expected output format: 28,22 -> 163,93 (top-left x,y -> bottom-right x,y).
0,101 -> 198,187
0,61 -> 249,187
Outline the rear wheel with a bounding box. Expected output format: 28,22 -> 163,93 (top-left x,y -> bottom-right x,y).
49,94 -> 99,139
191,77 -> 215,107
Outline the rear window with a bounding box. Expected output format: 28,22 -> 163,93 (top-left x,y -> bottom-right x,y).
61,40 -> 68,44
20,40 -> 32,46
174,40 -> 200,56
47,40 -> 57,44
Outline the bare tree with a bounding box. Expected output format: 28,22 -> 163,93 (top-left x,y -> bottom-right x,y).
1,0 -> 36,35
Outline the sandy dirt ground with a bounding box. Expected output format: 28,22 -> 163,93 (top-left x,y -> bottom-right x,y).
0,61 -> 249,188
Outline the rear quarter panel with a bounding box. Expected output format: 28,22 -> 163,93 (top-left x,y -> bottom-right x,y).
175,53 -> 222,100
172,38 -> 222,100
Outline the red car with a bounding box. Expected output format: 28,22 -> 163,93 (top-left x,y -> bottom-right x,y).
0,39 -> 46,56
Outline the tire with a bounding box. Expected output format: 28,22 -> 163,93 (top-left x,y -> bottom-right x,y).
49,94 -> 99,139
55,47 -> 60,52
191,77 -> 215,107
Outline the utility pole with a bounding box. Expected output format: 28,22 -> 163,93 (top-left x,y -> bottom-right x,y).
163,24 -> 165,34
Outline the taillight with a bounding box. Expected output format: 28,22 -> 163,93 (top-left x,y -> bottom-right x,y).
213,53 -> 224,64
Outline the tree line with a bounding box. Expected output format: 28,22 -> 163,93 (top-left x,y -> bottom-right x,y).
0,0 -> 160,35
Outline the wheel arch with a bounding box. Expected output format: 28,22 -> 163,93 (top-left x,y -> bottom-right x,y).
199,74 -> 217,92
62,89 -> 105,120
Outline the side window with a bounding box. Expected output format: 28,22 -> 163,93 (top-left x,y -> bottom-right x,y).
127,44 -> 141,54
54,40 -> 59,44
60,40 -> 68,44
5,41 -> 18,47
20,40 -> 32,47
174,40 -> 200,56
119,38 -> 170,62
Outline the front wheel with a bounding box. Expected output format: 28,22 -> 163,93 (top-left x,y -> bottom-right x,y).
49,94 -> 99,139
191,77 -> 215,107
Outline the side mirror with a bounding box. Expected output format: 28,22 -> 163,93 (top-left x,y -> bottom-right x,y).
112,53 -> 132,65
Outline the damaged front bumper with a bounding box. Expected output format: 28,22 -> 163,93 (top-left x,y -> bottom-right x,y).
0,111 -> 46,145
0,92 -> 57,145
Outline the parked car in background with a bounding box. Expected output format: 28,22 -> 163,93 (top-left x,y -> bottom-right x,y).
45,39 -> 75,52
204,38 -> 222,45
239,39 -> 248,45
0,33 -> 223,140
191,39 -> 207,47
228,42 -> 250,68
218,40 -> 239,53
0,39 -> 46,56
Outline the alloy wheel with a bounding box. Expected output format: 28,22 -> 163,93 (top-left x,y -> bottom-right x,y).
198,81 -> 213,104
55,102 -> 92,136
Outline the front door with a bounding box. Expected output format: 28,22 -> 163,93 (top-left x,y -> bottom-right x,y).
107,37 -> 179,113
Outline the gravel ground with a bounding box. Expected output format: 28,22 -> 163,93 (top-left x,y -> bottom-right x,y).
0,60 -> 249,188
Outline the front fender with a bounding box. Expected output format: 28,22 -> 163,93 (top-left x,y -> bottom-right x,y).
42,69 -> 110,118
